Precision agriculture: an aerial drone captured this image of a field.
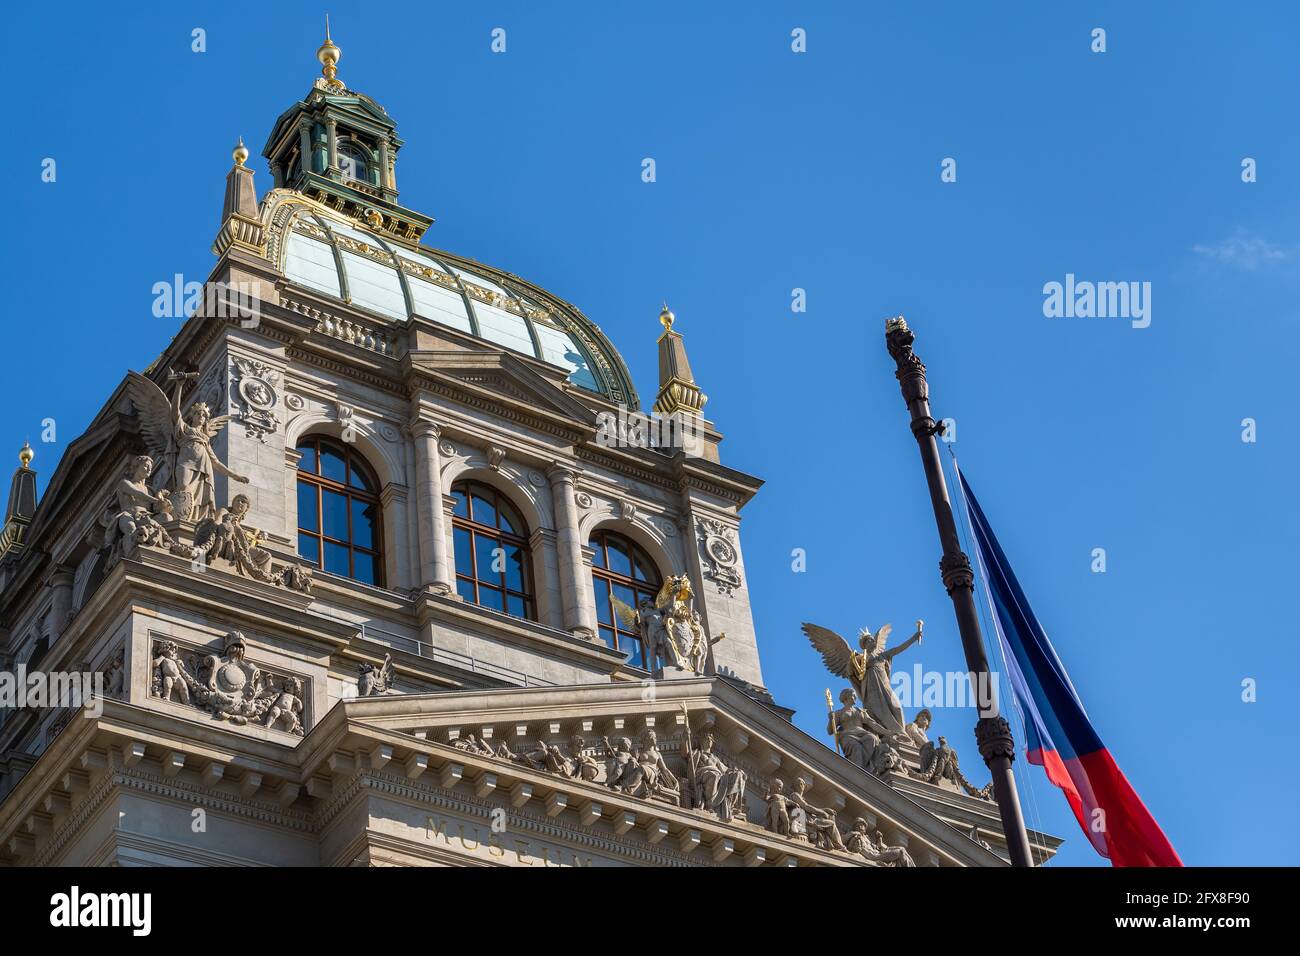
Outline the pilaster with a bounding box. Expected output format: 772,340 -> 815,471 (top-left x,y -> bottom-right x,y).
548,464 -> 596,640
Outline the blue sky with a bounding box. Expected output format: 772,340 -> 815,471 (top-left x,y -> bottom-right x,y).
5,2 -> 1297,865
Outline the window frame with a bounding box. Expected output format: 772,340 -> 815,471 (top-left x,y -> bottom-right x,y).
450,480 -> 536,622
588,529 -> 663,670
295,435 -> 385,588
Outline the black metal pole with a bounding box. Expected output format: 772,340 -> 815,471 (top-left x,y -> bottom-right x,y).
884,316 -> 1035,868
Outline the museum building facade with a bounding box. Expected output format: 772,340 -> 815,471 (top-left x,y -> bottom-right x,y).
0,37 -> 1058,867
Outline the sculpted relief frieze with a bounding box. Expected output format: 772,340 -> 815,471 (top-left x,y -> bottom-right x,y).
151,630 -> 308,736
441,710 -> 932,866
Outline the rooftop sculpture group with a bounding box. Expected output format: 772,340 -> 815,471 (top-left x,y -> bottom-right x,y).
113,369 -> 312,593
805,620 -> 996,803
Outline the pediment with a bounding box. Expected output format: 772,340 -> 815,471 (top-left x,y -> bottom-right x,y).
406,350 -> 600,430
306,676 -> 1015,867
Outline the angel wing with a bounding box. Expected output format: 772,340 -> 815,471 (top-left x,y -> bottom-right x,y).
125,371 -> 176,462
611,595 -> 640,629
871,623 -> 893,654
204,415 -> 233,439
801,623 -> 858,682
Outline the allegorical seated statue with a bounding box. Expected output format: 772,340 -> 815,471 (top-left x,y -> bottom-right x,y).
827,687 -> 889,772
519,739 -> 572,775
845,819 -> 916,867
617,731 -> 680,804
804,620 -> 924,741
103,455 -> 175,563
905,707 -> 933,749
684,732 -> 747,823
787,777 -> 846,852
567,735 -> 602,782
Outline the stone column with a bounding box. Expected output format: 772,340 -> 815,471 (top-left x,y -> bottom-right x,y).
297,119 -> 313,175
48,568 -> 75,637
411,422 -> 451,594
326,118 -> 339,174
548,464 -> 595,639
378,138 -> 391,189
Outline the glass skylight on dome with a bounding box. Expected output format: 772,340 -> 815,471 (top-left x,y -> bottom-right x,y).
279,207 -> 617,398
339,249 -> 406,320
283,232 -> 340,298
407,274 -> 473,333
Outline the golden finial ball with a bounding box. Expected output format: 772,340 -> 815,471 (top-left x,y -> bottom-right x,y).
18,441 -> 34,468
232,137 -> 249,167
317,36 -> 341,68
659,303 -> 675,331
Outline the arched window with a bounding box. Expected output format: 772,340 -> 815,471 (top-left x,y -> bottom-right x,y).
451,481 -> 534,620
296,436 -> 384,586
589,530 -> 662,669
337,141 -> 372,184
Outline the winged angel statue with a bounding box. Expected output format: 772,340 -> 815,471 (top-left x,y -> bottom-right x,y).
126,369 -> 249,523
802,620 -> 923,739
613,574 -> 721,674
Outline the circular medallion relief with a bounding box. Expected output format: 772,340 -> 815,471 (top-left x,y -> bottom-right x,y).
239,378 -> 277,411
706,536 -> 738,566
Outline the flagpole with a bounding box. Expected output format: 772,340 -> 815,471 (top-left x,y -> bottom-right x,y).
883,316 -> 1035,868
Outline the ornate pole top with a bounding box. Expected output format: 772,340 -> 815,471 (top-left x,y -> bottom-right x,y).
317,16 -> 342,87
885,315 -> 909,334
232,136 -> 249,167
18,441 -> 33,469
659,302 -> 675,332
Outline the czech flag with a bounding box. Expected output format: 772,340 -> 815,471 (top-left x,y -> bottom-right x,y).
956,468 -> 1182,867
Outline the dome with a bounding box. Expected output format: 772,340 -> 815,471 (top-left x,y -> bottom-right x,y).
262,191 -> 639,407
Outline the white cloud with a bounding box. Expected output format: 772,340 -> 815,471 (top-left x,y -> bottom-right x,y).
1192,232 -> 1295,271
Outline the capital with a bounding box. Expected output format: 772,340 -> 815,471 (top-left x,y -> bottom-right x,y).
974,715 -> 1016,766
409,420 -> 442,442
939,551 -> 975,593
547,462 -> 576,485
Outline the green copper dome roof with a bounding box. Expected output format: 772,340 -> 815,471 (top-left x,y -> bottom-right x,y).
263,191 -> 639,406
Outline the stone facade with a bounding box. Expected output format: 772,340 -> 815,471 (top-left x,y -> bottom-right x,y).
0,42 -> 1058,867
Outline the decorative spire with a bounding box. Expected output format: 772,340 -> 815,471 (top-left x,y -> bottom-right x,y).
213,135 -> 265,258
653,303 -> 708,418
317,16 -> 343,89
1,442 -> 38,558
